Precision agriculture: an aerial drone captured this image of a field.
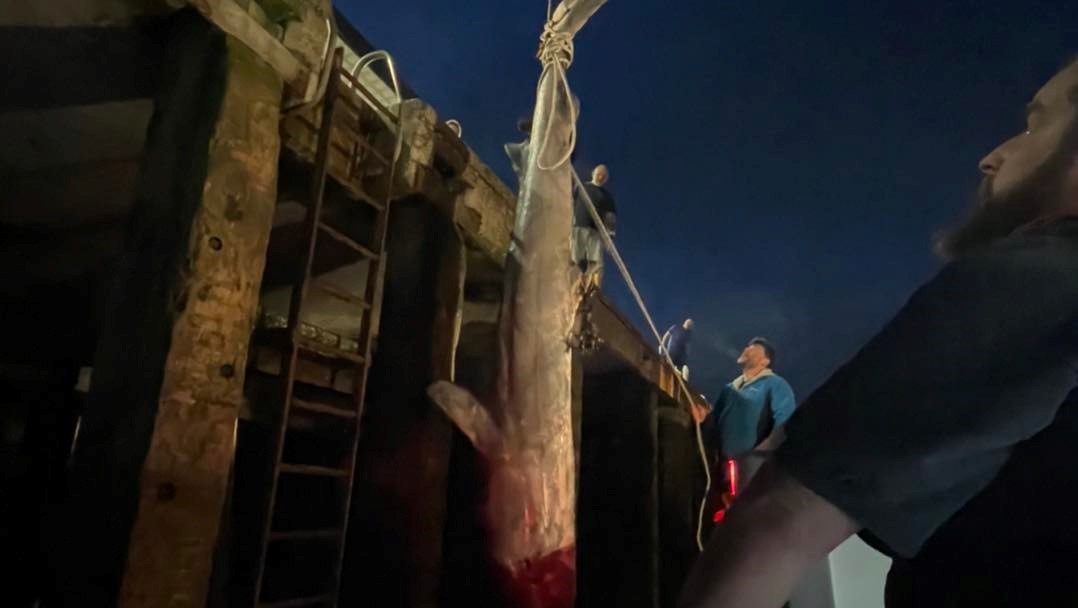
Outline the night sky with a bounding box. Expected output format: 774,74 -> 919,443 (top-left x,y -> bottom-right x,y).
342,1 -> 1076,399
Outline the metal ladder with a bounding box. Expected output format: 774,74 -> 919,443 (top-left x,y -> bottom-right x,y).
252,47 -> 403,608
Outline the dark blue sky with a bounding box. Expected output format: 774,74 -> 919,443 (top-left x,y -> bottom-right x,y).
342,1 -> 1076,397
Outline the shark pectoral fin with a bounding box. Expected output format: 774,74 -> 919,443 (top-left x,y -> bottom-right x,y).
427,381 -> 504,458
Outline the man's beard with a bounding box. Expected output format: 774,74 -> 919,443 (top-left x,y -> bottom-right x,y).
935,126 -> 1077,259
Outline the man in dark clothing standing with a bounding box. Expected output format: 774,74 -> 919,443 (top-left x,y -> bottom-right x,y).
572,164 -> 616,288
661,318 -> 695,379
680,59 -> 1078,608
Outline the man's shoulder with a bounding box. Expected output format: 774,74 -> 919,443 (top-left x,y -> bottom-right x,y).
973,219 -> 1078,272
934,228 -> 1078,307
588,184 -> 615,204
762,374 -> 794,393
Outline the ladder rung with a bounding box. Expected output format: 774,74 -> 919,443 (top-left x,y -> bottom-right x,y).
295,336 -> 366,366
329,139 -> 354,158
335,75 -> 397,130
317,222 -> 378,260
312,279 -> 370,309
333,123 -> 392,168
333,81 -> 365,113
279,463 -> 350,478
253,328 -> 366,367
247,368 -> 354,397
295,95 -> 392,170
295,109 -> 389,166
292,114 -> 320,134
355,136 -> 391,168
258,594 -> 335,608
337,178 -> 387,212
269,528 -> 342,542
285,119 -> 388,211
292,397 -> 357,419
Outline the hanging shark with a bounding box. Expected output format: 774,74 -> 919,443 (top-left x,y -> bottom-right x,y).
427,1 -> 607,606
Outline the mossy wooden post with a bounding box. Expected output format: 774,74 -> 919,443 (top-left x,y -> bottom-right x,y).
58,11 -> 283,607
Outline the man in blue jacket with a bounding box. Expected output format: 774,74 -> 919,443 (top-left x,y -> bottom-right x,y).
695,337 -> 796,493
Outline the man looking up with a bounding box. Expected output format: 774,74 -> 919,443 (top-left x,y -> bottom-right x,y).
680,59 -> 1078,608
694,337 -> 796,494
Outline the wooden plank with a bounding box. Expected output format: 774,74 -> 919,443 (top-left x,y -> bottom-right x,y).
269,528 -> 341,542
1,159 -> 140,224
189,0 -> 306,89
0,1 -> 172,27
291,397 -> 357,419
281,99 -> 394,211
256,595 -> 332,608
578,371 -> 662,608
258,594 -> 334,608
56,14 -> 282,608
338,203 -> 459,607
311,278 -> 370,309
0,101 -> 152,170
117,29 -> 284,608
279,463 -> 349,477
0,27 -> 159,110
453,159 -> 514,265
318,221 -> 377,259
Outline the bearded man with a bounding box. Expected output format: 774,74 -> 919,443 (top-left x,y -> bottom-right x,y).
679,59 -> 1078,608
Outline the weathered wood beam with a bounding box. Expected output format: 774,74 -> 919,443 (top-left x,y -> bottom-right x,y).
1,159 -> 140,225
0,101 -> 152,171
340,202 -> 463,608
0,26 -> 160,111
188,0 -> 307,90
0,0 -> 173,27
452,156 -> 515,265
578,371 -> 661,608
117,27 -> 283,608
656,406 -> 708,606
392,99 -> 438,195
55,10 -> 282,607
0,217 -> 126,290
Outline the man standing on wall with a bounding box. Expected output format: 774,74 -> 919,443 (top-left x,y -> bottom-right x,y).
680,59 -> 1078,608
660,318 -> 695,379
573,164 -> 617,289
